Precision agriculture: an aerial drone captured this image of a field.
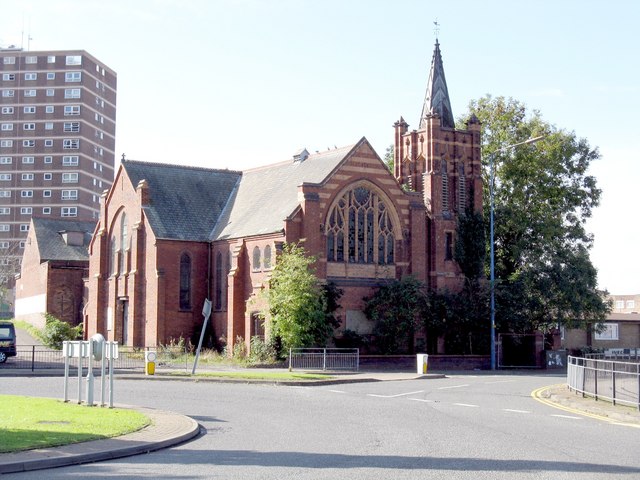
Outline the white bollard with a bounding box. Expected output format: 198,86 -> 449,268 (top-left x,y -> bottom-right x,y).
416,353 -> 429,375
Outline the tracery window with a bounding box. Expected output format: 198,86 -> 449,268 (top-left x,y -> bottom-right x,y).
326,186 -> 395,265
179,253 -> 192,310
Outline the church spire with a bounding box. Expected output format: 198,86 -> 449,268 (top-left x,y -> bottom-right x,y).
419,40 -> 455,129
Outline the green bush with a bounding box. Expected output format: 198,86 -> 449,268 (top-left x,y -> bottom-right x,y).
39,313 -> 82,350
249,336 -> 277,364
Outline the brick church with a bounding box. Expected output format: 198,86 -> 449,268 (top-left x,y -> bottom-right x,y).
85,41 -> 483,352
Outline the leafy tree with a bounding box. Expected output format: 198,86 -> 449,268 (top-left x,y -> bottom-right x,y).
461,95 -> 610,333
264,243 -> 340,352
454,201 -> 486,284
39,312 -> 83,350
364,276 -> 429,354
383,144 -> 394,173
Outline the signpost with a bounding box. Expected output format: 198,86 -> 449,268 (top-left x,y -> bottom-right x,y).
192,298 -> 212,374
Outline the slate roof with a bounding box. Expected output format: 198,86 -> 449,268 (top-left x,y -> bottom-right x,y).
32,217 -> 96,262
122,161 -> 242,242
213,142 -> 360,240
420,40 -> 455,129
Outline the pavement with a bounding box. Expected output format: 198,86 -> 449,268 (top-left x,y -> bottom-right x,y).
1,369 -> 639,474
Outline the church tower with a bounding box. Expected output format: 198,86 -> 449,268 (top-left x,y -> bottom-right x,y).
393,40 -> 483,290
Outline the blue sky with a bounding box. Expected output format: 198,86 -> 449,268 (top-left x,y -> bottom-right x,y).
2,0 -> 638,294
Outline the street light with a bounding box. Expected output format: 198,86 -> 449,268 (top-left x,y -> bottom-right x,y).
489,135 -> 545,370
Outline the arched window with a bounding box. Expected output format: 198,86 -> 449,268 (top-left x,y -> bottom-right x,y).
179,253 -> 191,310
109,235 -> 117,276
119,213 -> 128,274
252,246 -> 261,271
263,245 -> 272,269
326,185 -> 395,265
215,251 -> 223,310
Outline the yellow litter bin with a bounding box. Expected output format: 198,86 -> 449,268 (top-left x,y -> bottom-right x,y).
145,350 -> 157,375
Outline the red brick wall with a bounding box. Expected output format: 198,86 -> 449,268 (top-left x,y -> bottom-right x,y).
46,262 -> 87,326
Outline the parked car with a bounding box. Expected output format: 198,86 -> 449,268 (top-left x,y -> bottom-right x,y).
0,321 -> 17,363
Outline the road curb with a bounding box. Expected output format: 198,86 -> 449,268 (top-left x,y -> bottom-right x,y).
0,406 -> 200,474
532,384 -> 640,426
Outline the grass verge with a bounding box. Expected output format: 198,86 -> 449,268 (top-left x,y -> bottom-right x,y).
167,371 -> 333,381
0,395 -> 150,453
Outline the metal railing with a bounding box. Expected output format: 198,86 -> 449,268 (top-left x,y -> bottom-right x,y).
567,355 -> 640,410
584,349 -> 640,361
0,345 -> 190,372
288,348 -> 359,371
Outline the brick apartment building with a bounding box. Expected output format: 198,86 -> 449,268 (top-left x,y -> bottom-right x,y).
86,41 -> 483,352
0,48 -> 115,290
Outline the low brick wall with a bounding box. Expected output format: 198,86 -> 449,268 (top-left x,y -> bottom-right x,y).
360,354 -> 490,371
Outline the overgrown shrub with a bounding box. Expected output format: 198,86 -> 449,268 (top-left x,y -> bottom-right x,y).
249,336 -> 277,364
158,337 -> 191,359
221,335 -> 247,361
39,313 -> 82,350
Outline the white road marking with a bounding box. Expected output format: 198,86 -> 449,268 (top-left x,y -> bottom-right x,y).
329,390 -> 346,394
503,409 -> 530,414
453,403 -> 479,408
409,398 -> 435,403
485,380 -> 515,385
367,390 -> 424,398
438,384 -> 469,390
551,414 -> 582,420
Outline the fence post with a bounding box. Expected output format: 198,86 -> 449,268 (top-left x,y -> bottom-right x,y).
594,360 -> 599,402
31,345 -> 35,372
612,363 -> 616,406
637,363 -> 640,412
288,348 -> 292,372
580,358 -> 587,398
322,348 -> 327,371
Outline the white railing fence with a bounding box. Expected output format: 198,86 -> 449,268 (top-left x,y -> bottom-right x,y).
567,355 -> 640,411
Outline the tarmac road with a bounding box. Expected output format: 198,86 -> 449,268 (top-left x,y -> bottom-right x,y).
1,372 -> 639,480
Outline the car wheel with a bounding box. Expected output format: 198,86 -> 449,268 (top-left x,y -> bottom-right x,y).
0,352 -> 6,363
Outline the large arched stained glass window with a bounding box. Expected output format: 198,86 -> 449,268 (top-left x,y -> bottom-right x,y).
326,186 -> 395,265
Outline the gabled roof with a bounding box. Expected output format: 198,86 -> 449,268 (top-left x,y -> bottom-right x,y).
213,141 -> 364,240
420,40 -> 455,129
32,217 -> 95,262
121,161 -> 242,242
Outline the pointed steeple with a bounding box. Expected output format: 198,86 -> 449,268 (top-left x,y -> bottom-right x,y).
419,40 -> 455,129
